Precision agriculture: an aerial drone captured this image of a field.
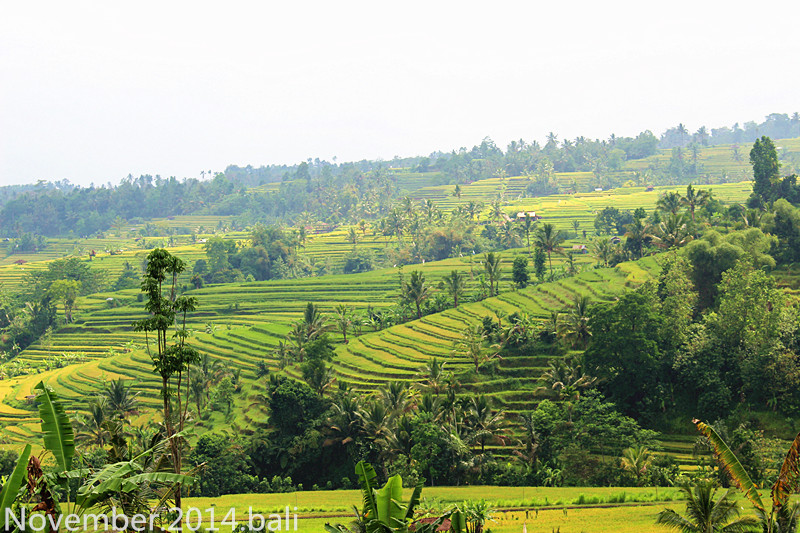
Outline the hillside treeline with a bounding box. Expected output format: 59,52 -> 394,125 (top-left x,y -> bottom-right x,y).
2,112 -> 797,238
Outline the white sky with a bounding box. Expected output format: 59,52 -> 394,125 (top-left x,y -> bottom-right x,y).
1,1 -> 799,186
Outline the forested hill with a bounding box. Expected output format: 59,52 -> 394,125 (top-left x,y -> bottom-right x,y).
1,112 -> 799,238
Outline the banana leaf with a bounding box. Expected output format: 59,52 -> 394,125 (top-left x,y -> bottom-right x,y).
34,381 -> 74,472
404,481 -> 423,522
375,474 -> 403,529
694,418 -> 765,512
355,461 -> 379,525
772,431 -> 800,510
77,461 -> 194,508
449,509 -> 467,533
0,444 -> 31,531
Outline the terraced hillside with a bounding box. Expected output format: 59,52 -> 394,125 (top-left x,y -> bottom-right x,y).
404,137 -> 800,204
0,250 -> 655,445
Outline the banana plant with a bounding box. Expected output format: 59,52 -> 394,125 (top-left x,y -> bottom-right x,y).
23,381 -> 195,525
0,444 -> 31,531
695,418 -> 800,533
326,461 -> 475,533
357,461 -> 422,532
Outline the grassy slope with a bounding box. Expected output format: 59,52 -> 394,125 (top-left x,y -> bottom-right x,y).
0,182 -> 753,470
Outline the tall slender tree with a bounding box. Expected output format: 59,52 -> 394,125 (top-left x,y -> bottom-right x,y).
439,270 -> 467,308
483,252 -> 502,297
402,270 -> 431,319
534,223 -> 565,278
132,248 -> 199,510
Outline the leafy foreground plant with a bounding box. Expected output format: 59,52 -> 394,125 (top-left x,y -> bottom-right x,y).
655,419 -> 800,533
0,381 -> 194,531
325,461 -> 491,533
655,483 -> 759,532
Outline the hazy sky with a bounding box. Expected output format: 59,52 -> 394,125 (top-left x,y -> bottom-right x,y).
2,1 -> 799,186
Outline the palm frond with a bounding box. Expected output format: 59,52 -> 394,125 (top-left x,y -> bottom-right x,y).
771,431 -> 800,510
0,444 -> 31,530
694,419 -> 765,512
35,381 -> 75,472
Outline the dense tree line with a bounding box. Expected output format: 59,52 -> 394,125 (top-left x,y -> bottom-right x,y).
5,112 -> 797,238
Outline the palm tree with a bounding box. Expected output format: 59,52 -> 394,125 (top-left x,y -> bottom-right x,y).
347,227 -> 359,250
402,270 -> 431,319
621,445 -> 653,485
489,199 -> 506,224
624,217 -> 650,259
682,184 -> 711,222
378,382 -> 416,415
101,378 -> 140,419
655,483 -> 758,532
302,301 -> 330,339
75,398 -> 111,446
464,395 -> 506,454
439,270 -> 467,308
677,123 -> 688,147
534,356 -> 597,403
483,252 -> 502,297
512,412 -> 539,469
558,294 -> 592,349
534,223 -> 565,278
465,201 -> 482,221
334,304 -> 352,344
452,325 -> 500,373
417,358 -> 447,396
323,393 -> 363,452
272,339 -> 292,369
517,213 -> 537,254
303,359 -> 336,396
657,191 -> 683,215
652,213 -> 693,249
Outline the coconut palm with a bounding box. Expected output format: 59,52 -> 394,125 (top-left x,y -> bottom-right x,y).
534,357 -> 597,402
655,483 -> 759,532
512,412 -> 540,469
378,382 -> 416,415
593,236 -> 613,267
439,269 -> 468,308
657,191 -> 683,215
324,393 -> 363,449
417,357 -> 448,396
347,227 -> 359,250
464,201 -> 482,221
489,199 -> 506,224
334,304 -> 352,344
451,325 -> 498,373
621,445 -> 653,485
101,378 -> 140,419
558,294 -> 592,349
74,398 -> 112,446
483,252 -> 502,297
624,217 -> 650,259
302,301 -> 330,339
534,223 -> 565,278
464,395 -> 506,454
682,184 -> 711,222
402,270 -> 431,319
652,213 -> 693,249
517,213 -> 537,254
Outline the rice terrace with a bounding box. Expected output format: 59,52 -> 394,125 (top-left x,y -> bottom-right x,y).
4,4 -> 800,532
